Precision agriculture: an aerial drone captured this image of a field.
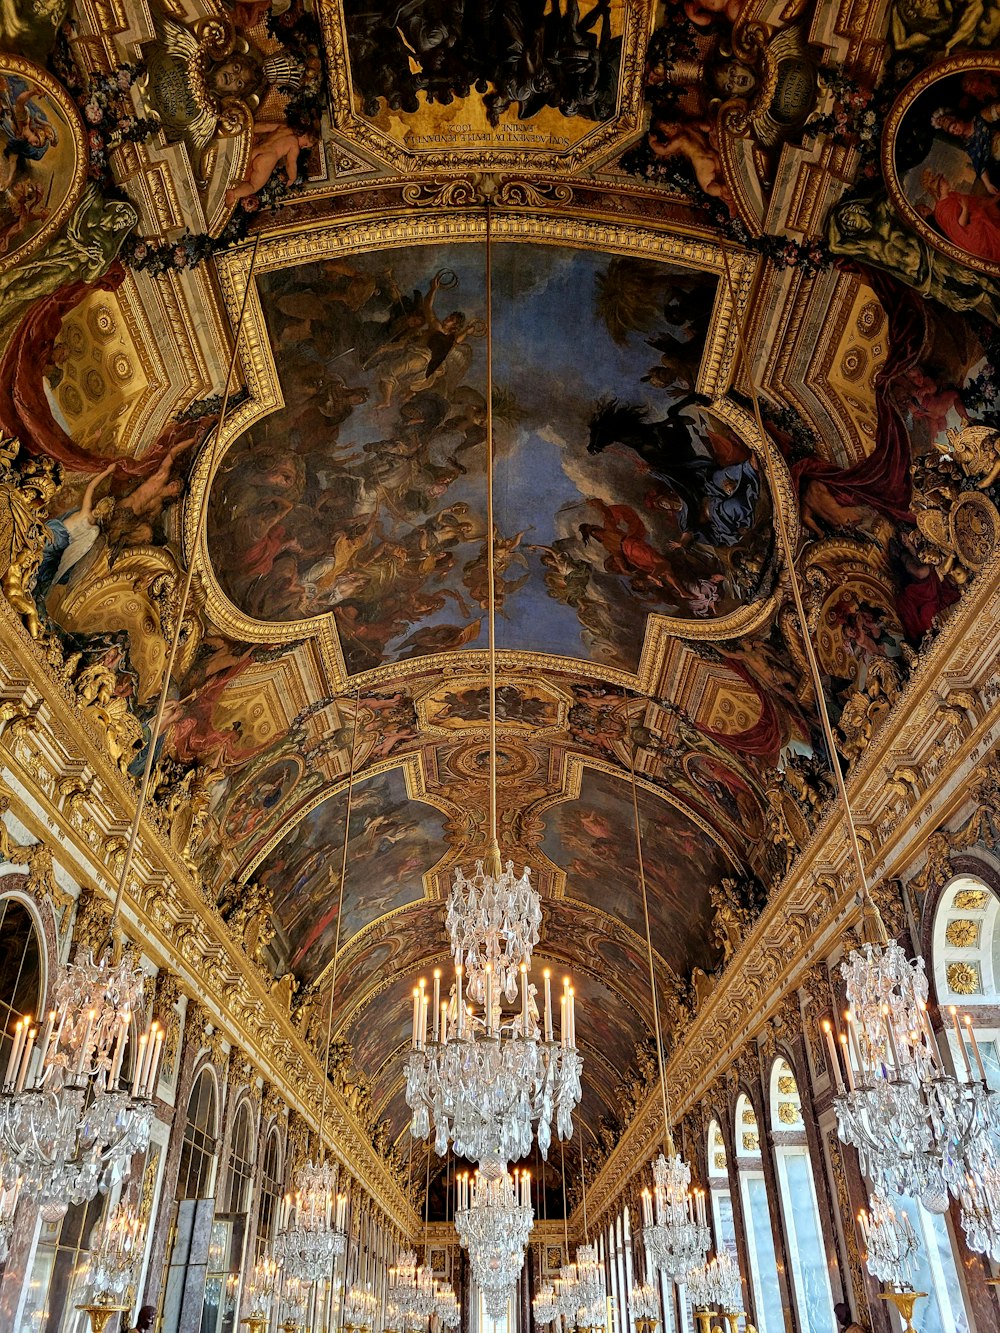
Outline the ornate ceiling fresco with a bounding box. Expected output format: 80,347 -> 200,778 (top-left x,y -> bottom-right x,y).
1,0 -> 999,1208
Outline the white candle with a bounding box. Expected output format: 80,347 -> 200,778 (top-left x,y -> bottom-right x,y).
440,1001 -> 448,1045
138,1022 -> 157,1093
109,1021 -> 128,1087
950,1006 -> 973,1080
569,988 -> 576,1048
919,1002 -> 943,1067
839,1034 -> 856,1092
15,1028 -> 36,1092
132,1033 -> 147,1094
964,1015 -> 988,1083
146,1026 -> 164,1096
544,970 -> 553,1042
882,1005 -> 901,1073
823,1022 -> 844,1092
419,995 -> 428,1049
432,971 -> 441,1041
642,1190 -> 652,1226
37,1011 -> 55,1071
560,996 -> 567,1050
4,1019 -> 23,1087
412,989 -> 420,1048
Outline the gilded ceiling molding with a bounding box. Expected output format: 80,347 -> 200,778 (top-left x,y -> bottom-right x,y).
0,601 -> 420,1236
577,545 -> 1000,1228
185,214 -> 763,697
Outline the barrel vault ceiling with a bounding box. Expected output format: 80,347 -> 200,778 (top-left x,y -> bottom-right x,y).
4,0 -> 1000,1205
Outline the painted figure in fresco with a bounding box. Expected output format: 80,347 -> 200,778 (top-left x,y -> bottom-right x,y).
34,461 -> 116,601
225,123 -> 318,207
0,75 -> 57,163
587,397 -> 760,547
827,194 -> 1000,323
346,0 -> 620,123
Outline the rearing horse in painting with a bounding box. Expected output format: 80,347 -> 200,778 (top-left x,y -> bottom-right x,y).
587,391 -> 708,467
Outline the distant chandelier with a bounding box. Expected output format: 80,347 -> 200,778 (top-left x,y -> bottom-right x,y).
455,1167 -> 534,1313
629,1282 -> 660,1332
435,1280 -> 461,1329
405,961 -> 581,1172
446,860 -> 541,1007
686,1252 -> 741,1316
533,1281 -> 559,1326
823,907 -> 1000,1213
388,1247 -> 436,1322
556,1246 -> 606,1326
958,1138 -> 1000,1262
273,1160 -> 347,1282
86,1199 -> 147,1303
641,1151 -> 710,1280
857,1192 -> 920,1290
343,1285 -> 380,1332
0,948 -> 161,1210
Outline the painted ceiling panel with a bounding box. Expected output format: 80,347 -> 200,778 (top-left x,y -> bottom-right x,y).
206,243 -> 775,673
258,767 -> 448,986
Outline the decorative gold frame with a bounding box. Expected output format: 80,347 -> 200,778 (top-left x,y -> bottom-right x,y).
0,54 -> 88,279
882,53 -> 1000,279
318,1 -> 653,175
189,213 -> 792,698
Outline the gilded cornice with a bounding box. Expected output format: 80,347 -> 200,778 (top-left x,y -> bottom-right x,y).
0,602 -> 419,1236
579,554 -> 1000,1228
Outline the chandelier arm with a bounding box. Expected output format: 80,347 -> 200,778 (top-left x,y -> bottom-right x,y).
484,200 -> 501,878
626,724 -> 673,1149
718,250 -> 879,931
319,679 -> 363,1160
109,231 -> 263,937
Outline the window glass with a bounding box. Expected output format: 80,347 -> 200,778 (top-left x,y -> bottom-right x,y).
224,1103 -> 254,1214
776,1150 -> 834,1333
0,898 -> 42,1076
964,1036 -> 1000,1089
178,1069 -> 218,1201
739,1175 -> 782,1333
255,1131 -> 283,1260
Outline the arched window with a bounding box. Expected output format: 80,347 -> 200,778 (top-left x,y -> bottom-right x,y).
178,1067 -> 218,1200
255,1128 -> 283,1259
0,896 -> 43,1071
768,1060 -> 835,1333
223,1100 -> 255,1214
706,1119 -> 736,1258
733,1094 -> 782,1333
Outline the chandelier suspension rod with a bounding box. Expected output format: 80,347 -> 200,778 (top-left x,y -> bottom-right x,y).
627,730 -> 673,1149
108,231 -> 262,936
423,1144 -> 432,1260
319,680 -> 363,1161
484,202 -> 501,877
719,252 -> 880,932
560,1138 -> 570,1253
579,1133 -> 589,1242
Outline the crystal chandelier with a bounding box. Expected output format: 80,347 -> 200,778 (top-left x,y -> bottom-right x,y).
405,962 -> 582,1172
446,860 -> 541,1007
455,1168 -> 534,1303
689,1253 -> 741,1315
533,1281 -> 559,1326
388,1248 -> 436,1322
244,1257 -> 280,1323
86,1200 -> 146,1302
406,212 -> 582,1178
0,1175 -> 20,1263
435,1280 -> 461,1329
0,949 -> 161,1209
958,1139 -> 1000,1262
823,906 -> 1000,1210
344,1284 -> 380,1331
858,1192 -> 920,1289
629,1282 -> 660,1332
641,1151 -> 710,1279
273,1160 -> 347,1282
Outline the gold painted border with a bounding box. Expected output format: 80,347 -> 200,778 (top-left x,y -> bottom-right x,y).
319,1 -> 653,175
882,53 -> 1000,279
190,214 -> 790,695
0,55 -> 88,279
